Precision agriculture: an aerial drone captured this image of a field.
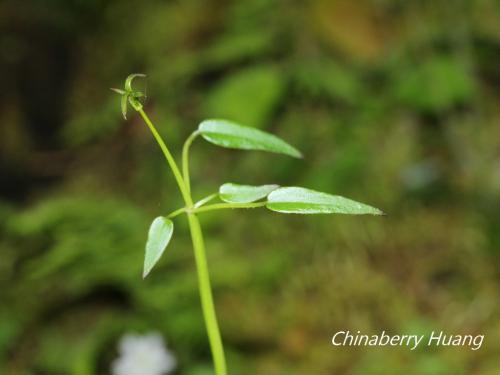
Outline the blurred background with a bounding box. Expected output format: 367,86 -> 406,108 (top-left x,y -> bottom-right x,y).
1,0 -> 500,374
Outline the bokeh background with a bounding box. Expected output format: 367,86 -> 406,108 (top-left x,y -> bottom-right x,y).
1,0 -> 500,374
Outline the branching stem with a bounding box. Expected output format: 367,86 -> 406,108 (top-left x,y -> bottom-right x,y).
138,109 -> 192,206
168,198 -> 266,218
182,130 -> 200,196
193,201 -> 267,213
194,193 -> 218,208
167,207 -> 187,219
137,109 -> 227,375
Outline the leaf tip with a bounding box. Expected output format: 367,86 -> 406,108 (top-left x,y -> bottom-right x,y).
293,149 -> 304,159
281,143 -> 303,159
142,263 -> 152,278
369,207 -> 385,216
110,87 -> 125,95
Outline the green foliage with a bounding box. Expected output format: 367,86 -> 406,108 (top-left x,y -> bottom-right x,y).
6,196 -> 146,284
219,183 -> 279,203
143,217 -> 174,278
204,65 -> 285,128
293,60 -> 362,103
266,187 -> 384,215
198,119 -> 302,158
111,73 -> 147,119
203,32 -> 274,68
116,71 -> 382,374
394,56 -> 475,112
4,0 -> 500,373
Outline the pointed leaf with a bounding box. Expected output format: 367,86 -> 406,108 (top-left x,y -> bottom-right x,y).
266,187 -> 384,215
143,217 -> 174,278
125,73 -> 146,92
110,88 -> 126,95
219,183 -> 279,203
198,119 -> 302,158
121,94 -> 128,120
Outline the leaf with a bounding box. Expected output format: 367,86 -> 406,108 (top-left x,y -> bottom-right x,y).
110,88 -> 126,95
266,187 -> 384,215
143,217 -> 174,278
125,73 -> 146,92
120,94 -> 128,120
219,183 -> 279,203
198,119 -> 302,158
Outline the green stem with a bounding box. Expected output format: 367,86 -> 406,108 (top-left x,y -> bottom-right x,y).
187,213 -> 227,375
138,108 -> 192,206
168,198 -> 264,218
194,193 -> 218,208
182,130 -> 200,196
167,207 -> 187,219
193,201 -> 267,214
137,109 -> 227,375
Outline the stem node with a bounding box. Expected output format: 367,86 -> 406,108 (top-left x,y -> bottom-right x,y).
137,108 -> 227,375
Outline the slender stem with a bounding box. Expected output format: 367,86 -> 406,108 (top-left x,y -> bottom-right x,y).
194,193 -> 218,208
168,198 -> 263,218
167,206 -> 187,219
182,130 -> 200,196
138,108 -> 192,206
187,213 -> 227,375
137,109 -> 226,374
193,201 -> 267,214
167,198 -> 267,219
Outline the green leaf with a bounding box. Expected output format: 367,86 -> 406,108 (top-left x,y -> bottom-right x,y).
120,94 -> 128,120
266,187 -> 384,215
143,217 -> 174,278
198,119 -> 302,158
125,73 -> 146,92
110,88 -> 126,95
219,183 -> 279,203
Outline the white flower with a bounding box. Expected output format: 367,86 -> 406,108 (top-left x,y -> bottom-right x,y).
111,332 -> 176,375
